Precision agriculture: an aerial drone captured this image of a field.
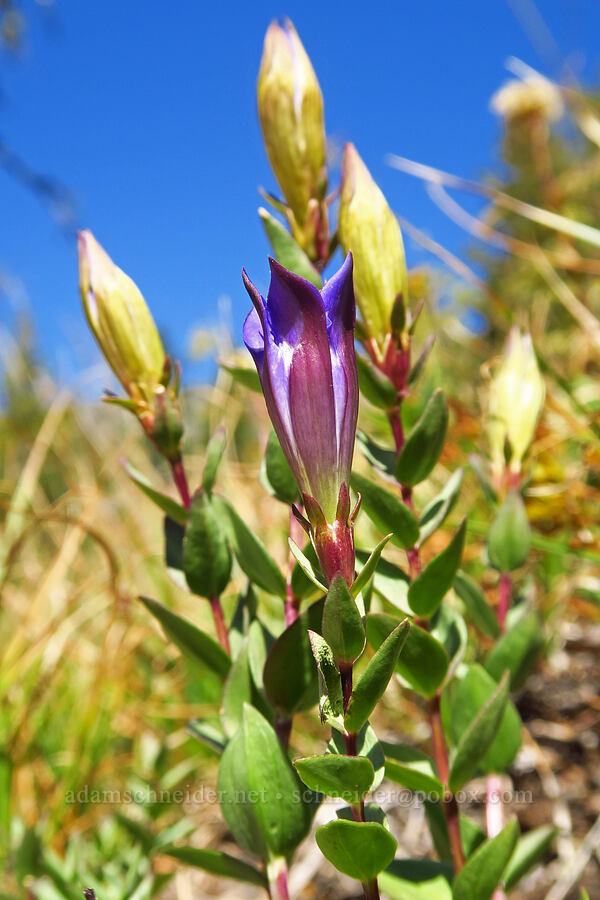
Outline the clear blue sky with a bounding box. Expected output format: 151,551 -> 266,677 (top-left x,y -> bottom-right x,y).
1,0 -> 599,389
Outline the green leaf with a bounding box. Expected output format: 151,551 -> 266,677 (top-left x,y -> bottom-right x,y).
0,753 -> 12,835
381,742 -> 443,795
308,631 -> 344,728
424,804 -> 486,863
407,334 -> 436,387
408,519 -> 466,617
221,640 -> 272,737
448,670 -> 510,792
351,472 -> 419,550
485,609 -> 544,690
453,570 -> 500,639
356,354 -> 397,409
379,860 -> 452,900
337,802 -> 390,829
202,427 -> 226,493
366,614 -> 449,698
356,550 -> 410,615
452,820 -> 519,900
322,574 -> 365,666
220,362 -> 262,393
259,207 -> 322,287
247,618 -> 273,694
295,754 -> 374,803
315,820 -> 397,881
356,430 -> 396,477
488,491 -> 531,571
214,496 -> 286,596
418,467 -> 463,545
187,719 -> 227,754
289,539 -> 327,593
329,724 -> 386,790
260,429 -> 299,505
344,620 -> 409,733
430,600 -> 468,668
183,491 -> 232,598
162,846 -> 268,889
140,596 -> 231,679
442,664 -> 521,775
395,389 -> 448,486
263,599 -> 324,714
351,533 -> 393,598
164,515 -> 185,572
503,825 -> 557,891
123,460 -> 187,525
217,704 -> 313,858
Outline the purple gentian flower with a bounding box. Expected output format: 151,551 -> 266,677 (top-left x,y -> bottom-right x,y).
242,254 -> 358,527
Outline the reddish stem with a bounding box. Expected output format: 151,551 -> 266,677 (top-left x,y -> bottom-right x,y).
170,456 -> 191,510
497,572 -> 512,633
209,595 -> 230,655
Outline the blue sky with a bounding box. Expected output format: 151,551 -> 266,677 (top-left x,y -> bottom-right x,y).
1,0 -> 599,389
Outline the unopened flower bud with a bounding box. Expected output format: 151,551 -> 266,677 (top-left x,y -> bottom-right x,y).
78,230 -> 183,458
338,143 -> 407,351
257,18 -> 326,229
487,328 -> 545,477
78,230 -> 166,407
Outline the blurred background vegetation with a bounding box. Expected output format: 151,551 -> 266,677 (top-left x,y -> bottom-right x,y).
1,3 -> 600,900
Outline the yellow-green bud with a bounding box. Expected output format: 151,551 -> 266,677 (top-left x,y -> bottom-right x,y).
487,328 -> 545,477
257,18 -> 326,229
78,230 -> 166,410
338,143 -> 408,351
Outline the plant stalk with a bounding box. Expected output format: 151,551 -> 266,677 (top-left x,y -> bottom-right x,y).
209,594 -> 231,655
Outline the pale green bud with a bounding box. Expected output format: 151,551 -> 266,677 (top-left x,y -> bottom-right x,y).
487,328 -> 545,476
257,18 -> 326,229
338,143 -> 408,350
78,230 -> 166,409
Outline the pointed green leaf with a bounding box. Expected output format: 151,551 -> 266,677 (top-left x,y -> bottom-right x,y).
214,496 -> 286,596
187,719 -> 226,754
316,820 -> 397,881
448,670 -> 510,792
202,427 -> 226,493
442,664 -> 521,775
351,472 -> 419,550
247,618 -> 273,694
183,491 -> 232,598
366,613 -> 449,698
485,609 -> 544,690
217,705 -> 313,858
123,460 -> 187,524
381,742 -> 443,796
452,820 -> 519,900
294,754 -> 374,803
356,354 -> 397,410
220,362 -> 262,393
407,334 -> 436,387
221,640 -> 271,737
260,429 -> 299,504
162,846 -> 268,889
263,599 -> 324,714
356,549 -> 410,614
289,539 -> 327,593
139,597 -> 231,679
344,620 -> 409,733
164,515 -> 185,571
453,570 -> 500,639
259,207 -> 322,287
396,389 -> 448,486
488,491 -> 531,571
418,467 -> 463,545
430,603 -> 468,680
356,430 -> 396,477
323,574 -> 365,666
503,825 -> 557,891
408,519 -> 466,617
351,533 -> 393,598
